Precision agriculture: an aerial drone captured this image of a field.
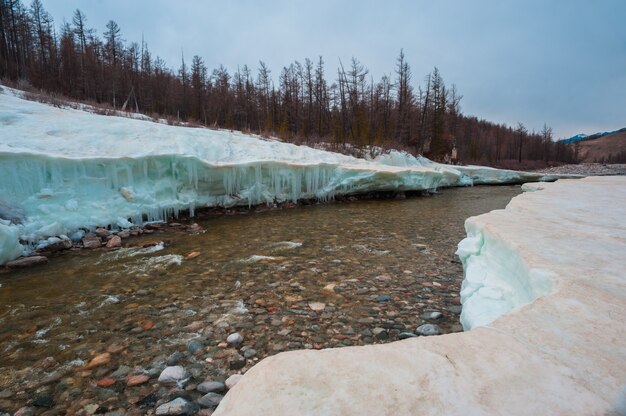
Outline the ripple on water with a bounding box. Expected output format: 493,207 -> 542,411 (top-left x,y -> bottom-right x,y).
95,242 -> 165,264
271,241 -> 303,250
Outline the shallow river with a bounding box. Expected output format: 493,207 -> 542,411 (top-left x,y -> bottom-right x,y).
0,185 -> 520,413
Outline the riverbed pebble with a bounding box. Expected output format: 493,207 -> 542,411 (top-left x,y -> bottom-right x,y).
197,381 -> 225,394
155,397 -> 197,415
420,311 -> 443,320
106,235 -> 122,248
84,352 -> 111,369
415,324 -> 441,336
226,332 -> 244,347
197,392 -> 223,408
127,374 -> 150,386
158,366 -> 188,386
225,374 -> 243,390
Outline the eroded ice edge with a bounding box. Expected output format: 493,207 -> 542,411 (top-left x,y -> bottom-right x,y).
0,87 -> 561,264
211,177 -> 626,416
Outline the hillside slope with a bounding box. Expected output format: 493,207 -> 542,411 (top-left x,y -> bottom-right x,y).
573,129 -> 626,163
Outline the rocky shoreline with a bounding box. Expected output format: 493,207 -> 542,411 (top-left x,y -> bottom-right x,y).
533,162 -> 626,176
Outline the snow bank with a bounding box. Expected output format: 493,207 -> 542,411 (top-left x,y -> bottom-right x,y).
0,87 -> 558,264
213,177 -> 626,415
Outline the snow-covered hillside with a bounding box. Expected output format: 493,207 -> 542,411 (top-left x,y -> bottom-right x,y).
0,87 -> 560,264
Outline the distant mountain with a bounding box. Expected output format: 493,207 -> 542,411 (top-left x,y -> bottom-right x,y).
561,128 -> 626,145
563,128 -> 626,163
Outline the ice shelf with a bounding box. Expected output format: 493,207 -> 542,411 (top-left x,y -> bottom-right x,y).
213,177 -> 626,416
0,87 -> 562,264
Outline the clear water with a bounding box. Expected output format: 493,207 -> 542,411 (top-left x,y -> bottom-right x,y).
0,185 -> 520,403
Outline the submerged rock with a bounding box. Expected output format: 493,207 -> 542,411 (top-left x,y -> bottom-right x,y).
197,381 -> 225,394
5,255 -> 48,269
158,366 -> 188,386
420,311 -> 443,320
226,332 -> 244,347
155,397 -> 197,415
197,392 -> 224,408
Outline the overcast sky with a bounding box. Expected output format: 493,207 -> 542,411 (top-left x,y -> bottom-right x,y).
43,0 -> 625,139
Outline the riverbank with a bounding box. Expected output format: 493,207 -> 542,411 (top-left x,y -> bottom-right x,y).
534,162 -> 626,176
213,176 -> 626,415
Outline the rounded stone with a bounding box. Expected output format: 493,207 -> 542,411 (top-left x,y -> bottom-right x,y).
226,332 -> 244,347
197,381 -> 225,394
420,311 -> 443,320
197,392 -> 223,408
158,366 -> 188,385
415,323 -> 441,336
225,374 -> 243,390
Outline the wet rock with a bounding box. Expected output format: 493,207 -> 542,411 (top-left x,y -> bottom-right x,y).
106,343 -> 125,354
82,234 -> 102,249
197,392 -> 223,408
104,410 -> 125,416
84,352 -> 111,369
95,228 -> 111,238
398,332 -> 417,340
32,394 -> 54,408
96,377 -> 116,387
308,302 -> 326,312
225,374 -> 243,390
117,229 -> 130,239
83,404 -> 100,415
321,283 -> 337,294
34,356 -> 57,369
447,305 -> 462,314
94,387 -> 117,400
373,328 -> 389,340
106,235 -> 122,248
14,407 -> 36,416
136,392 -> 159,408
111,365 -> 131,378
155,397 -> 197,415
45,235 -> 72,252
185,251 -> 201,260
243,348 -> 257,359
167,351 -> 184,366
226,332 -> 244,347
229,353 -> 246,370
420,310 -> 443,320
415,323 -> 441,336
187,339 -> 203,354
197,381 -> 225,394
127,374 -> 150,387
5,256 -> 48,269
158,366 -> 188,386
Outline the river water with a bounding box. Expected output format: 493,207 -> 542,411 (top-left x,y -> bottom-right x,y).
0,185 -> 520,413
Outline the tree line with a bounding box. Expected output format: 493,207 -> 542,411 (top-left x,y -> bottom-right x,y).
0,0 -> 576,164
